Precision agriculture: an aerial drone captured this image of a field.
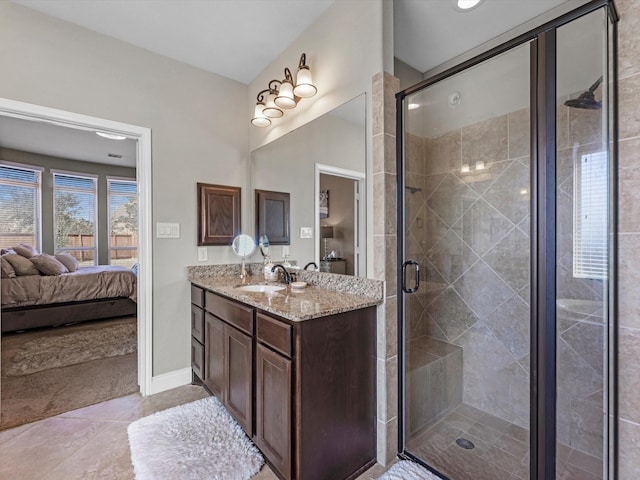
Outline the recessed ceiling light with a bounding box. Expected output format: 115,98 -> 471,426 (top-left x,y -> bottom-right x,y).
96,131 -> 127,140
455,0 -> 484,11
408,103 -> 420,110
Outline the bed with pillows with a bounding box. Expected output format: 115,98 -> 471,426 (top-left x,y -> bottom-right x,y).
1,244 -> 137,333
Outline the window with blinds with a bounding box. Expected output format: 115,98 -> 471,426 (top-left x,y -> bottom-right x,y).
573,151 -> 608,280
0,163 -> 42,250
108,178 -> 138,268
53,171 -> 98,266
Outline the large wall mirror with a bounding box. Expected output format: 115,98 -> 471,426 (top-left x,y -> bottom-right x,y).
250,93 -> 366,277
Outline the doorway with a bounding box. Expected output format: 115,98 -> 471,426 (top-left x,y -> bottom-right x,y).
315,164 -> 366,276
397,2 -> 617,479
0,98 -> 153,402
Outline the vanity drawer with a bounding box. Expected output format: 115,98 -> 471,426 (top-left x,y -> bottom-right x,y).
191,304 -> 204,343
257,312 -> 292,357
191,284 -> 204,307
205,291 -> 254,335
191,336 -> 204,380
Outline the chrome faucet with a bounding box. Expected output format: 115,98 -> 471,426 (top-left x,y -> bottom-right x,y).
304,262 -> 318,271
271,264 -> 291,284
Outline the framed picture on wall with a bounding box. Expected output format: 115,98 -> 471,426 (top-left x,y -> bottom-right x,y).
197,182 -> 241,245
319,190 -> 329,218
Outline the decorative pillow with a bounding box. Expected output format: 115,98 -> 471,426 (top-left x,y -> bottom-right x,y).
3,253 -> 40,276
13,244 -> 39,258
0,248 -> 15,255
55,253 -> 80,273
30,253 -> 69,276
1,256 -> 16,278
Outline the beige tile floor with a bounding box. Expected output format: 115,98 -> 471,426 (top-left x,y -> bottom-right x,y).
0,385 -> 390,480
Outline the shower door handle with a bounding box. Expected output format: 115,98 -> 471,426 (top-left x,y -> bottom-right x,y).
402,260 -> 420,294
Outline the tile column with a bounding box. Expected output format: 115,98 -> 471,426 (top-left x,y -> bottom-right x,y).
372,71 -> 400,465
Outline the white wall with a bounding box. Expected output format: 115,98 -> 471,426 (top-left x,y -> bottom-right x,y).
248,0 -> 385,277
251,100 -> 365,265
0,2 -> 250,375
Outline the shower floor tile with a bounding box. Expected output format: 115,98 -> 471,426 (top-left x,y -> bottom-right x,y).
406,404 -> 603,480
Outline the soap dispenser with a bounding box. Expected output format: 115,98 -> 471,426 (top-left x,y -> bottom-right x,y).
263,256 -> 278,282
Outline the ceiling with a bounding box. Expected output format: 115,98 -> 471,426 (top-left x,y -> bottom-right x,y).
3,0 -> 583,167
12,0 -> 335,85
0,115 -> 137,167
394,0 -> 572,74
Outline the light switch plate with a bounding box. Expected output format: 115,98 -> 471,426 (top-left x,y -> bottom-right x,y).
300,227 -> 313,239
157,222 -> 180,238
198,247 -> 208,262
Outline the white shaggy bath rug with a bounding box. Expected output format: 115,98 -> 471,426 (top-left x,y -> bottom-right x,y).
376,460 -> 441,480
128,396 -> 263,480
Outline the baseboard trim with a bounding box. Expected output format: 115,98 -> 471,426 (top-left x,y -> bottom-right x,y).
148,367 -> 192,396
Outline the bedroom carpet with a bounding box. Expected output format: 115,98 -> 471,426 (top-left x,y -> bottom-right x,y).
1,316 -> 138,431
128,395 -> 264,480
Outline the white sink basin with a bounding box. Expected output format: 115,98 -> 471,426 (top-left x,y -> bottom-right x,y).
235,284 -> 285,293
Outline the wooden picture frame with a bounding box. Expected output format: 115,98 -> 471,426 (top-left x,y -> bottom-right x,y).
255,189 -> 290,245
197,183 -> 241,245
319,190 -> 329,218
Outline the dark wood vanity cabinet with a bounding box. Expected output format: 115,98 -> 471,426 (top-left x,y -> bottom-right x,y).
256,342 -> 292,479
255,312 -> 294,480
202,292 -> 254,436
190,285 -> 376,480
190,286 -> 205,381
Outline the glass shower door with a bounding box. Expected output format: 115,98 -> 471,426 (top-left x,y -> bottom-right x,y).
555,8 -> 611,479
401,43 -> 532,480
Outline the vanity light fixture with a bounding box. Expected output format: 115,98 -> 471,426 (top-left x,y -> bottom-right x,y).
96,131 -> 127,140
251,53 -> 317,127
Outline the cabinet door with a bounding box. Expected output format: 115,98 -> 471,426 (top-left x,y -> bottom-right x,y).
225,326 -> 253,436
191,304 -> 204,343
191,337 -> 205,381
255,343 -> 292,480
204,313 -> 225,398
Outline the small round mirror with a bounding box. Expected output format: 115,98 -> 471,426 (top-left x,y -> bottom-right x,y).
259,235 -> 270,258
232,234 -> 256,258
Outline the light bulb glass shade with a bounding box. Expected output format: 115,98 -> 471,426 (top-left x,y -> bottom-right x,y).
96,131 -> 127,140
293,67 -> 317,98
275,81 -> 296,109
456,0 -> 483,10
251,102 -> 271,127
263,92 -> 283,118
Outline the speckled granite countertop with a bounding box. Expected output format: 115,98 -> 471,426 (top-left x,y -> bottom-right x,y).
188,265 -> 383,322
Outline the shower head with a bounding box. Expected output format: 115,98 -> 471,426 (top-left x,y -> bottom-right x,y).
564,76 -> 603,110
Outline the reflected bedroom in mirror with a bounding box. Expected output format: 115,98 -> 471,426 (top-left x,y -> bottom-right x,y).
250,93 -> 366,277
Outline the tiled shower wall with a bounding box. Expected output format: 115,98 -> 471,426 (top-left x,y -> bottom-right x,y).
616,0 -> 640,477
405,100 -> 607,458
405,111 -> 532,430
